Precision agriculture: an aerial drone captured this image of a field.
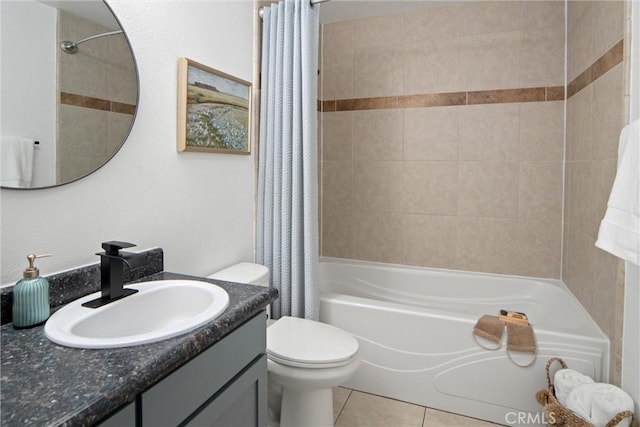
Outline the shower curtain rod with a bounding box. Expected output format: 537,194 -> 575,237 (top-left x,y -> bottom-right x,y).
259,0 -> 330,18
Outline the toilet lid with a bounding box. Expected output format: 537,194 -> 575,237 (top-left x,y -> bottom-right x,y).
267,317 -> 358,367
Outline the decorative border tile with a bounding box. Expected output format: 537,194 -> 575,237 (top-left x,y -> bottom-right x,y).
318,39 -> 623,112
567,40 -> 624,98
60,91 -> 136,115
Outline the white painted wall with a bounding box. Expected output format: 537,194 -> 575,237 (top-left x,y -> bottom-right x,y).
1,0 -> 57,187
0,0 -> 256,285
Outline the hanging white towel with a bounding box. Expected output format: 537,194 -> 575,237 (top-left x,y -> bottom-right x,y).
595,119 -> 640,265
1,136 -> 35,188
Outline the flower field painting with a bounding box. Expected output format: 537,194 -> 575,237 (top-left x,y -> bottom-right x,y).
177,58 -> 251,154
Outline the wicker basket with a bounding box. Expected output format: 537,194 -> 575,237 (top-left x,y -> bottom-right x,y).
536,358 -> 637,427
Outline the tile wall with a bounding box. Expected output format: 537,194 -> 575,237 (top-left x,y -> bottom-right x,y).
319,0 -> 629,384
564,0 -> 626,384
57,11 -> 137,183
319,1 -> 565,278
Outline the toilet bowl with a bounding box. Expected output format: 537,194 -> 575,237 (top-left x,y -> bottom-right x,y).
209,263 -> 360,427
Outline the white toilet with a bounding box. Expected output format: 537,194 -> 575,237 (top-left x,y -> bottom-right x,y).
209,262 -> 360,427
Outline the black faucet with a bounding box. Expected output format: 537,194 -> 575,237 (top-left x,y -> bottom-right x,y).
82,241 -> 146,308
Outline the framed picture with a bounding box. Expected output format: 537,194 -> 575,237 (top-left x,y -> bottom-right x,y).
177,58 -> 251,154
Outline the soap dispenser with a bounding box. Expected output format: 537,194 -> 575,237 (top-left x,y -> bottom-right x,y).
13,254 -> 52,328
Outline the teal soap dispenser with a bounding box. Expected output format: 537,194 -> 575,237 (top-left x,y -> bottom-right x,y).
13,254 -> 52,328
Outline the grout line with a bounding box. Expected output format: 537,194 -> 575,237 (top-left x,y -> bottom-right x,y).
334,388 -> 352,424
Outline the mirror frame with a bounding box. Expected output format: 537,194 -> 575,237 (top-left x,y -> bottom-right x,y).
1,0 -> 140,191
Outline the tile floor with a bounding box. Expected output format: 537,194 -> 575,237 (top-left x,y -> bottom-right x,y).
332,388 -> 503,427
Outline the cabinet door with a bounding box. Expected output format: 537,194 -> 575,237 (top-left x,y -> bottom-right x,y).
185,354 -> 267,427
141,313 -> 266,426
99,402 -> 135,427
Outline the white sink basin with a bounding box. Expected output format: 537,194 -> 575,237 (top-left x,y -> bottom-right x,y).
44,280 -> 229,349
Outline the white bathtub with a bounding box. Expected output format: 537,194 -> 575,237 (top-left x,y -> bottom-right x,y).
318,257 -> 609,426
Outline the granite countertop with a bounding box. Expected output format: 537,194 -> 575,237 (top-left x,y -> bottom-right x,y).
1,271 -> 278,426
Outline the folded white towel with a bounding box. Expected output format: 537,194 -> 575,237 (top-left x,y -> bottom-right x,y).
591,384 -> 634,427
564,382 -> 599,421
1,135 -> 35,188
596,119 -> 640,265
554,368 -> 594,407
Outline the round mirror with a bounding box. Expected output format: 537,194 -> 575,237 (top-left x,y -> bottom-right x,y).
0,0 -> 138,189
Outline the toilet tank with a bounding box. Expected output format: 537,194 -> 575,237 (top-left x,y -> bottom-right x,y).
208,262 -> 269,287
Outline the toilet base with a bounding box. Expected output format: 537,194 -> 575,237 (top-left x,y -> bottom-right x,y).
280,387 -> 333,427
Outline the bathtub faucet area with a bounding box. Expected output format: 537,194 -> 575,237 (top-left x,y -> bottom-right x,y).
82,241 -> 145,308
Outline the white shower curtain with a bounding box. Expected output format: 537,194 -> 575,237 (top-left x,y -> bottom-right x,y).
257,0 -> 320,320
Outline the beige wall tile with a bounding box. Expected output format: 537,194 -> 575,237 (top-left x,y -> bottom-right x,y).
322,210 -> 352,258
403,214 -> 457,268
519,162 -> 563,221
321,22 -> 354,100
593,160 -> 618,237
58,105 -> 108,157
404,5 -> 461,41
563,224 -> 594,305
520,102 -> 565,162
568,160 -> 617,239
57,154 -> 107,183
403,162 -> 458,215
459,104 -> 519,161
322,112 -> 353,161
567,1 -> 595,81
323,162 -> 353,212
404,38 -> 463,95
567,161 -> 597,237
353,161 -> 403,213
521,31 -> 565,88
592,1 -> 625,66
459,162 -> 519,218
592,64 -> 624,160
517,219 -> 562,278
351,212 -> 404,264
521,1 -> 565,87
107,35 -> 137,105
456,1 -> 522,37
354,45 -> 404,98
404,107 -> 459,161
592,245 -> 620,337
59,12 -> 111,101
106,112 -> 133,153
456,217 -> 518,275
352,13 -> 406,48
353,110 -> 403,161
322,44 -> 354,100
566,84 -> 594,161
460,31 -> 522,92
563,162 -> 573,224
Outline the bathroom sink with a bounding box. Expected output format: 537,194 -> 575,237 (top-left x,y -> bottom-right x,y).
44,280 -> 229,349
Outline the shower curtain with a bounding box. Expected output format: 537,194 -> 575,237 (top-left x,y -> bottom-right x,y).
257,0 -> 320,320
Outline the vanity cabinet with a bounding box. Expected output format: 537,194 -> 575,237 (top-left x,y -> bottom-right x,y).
100,312 -> 267,427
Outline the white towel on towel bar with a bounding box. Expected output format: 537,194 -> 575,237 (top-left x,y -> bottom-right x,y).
595,119 -> 640,265
1,136 -> 35,188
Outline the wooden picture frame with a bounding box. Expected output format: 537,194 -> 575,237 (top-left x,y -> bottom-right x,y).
177,58 -> 251,154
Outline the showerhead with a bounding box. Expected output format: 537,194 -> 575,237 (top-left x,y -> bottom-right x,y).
59,29 -> 123,54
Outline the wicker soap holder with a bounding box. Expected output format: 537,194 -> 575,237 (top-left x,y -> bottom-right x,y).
536,358 -> 637,427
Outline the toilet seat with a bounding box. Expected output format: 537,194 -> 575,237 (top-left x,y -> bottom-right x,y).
267,316 -> 359,369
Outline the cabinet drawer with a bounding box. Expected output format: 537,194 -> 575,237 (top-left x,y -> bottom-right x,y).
141,312 -> 266,426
